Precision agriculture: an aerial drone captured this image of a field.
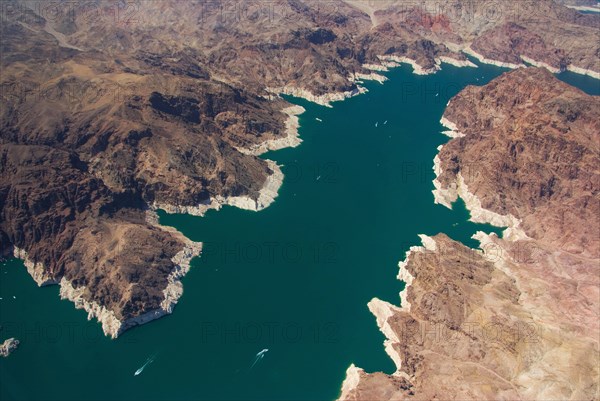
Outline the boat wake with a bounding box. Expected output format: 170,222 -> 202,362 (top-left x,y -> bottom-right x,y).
134,354 -> 157,376
250,348 -> 269,370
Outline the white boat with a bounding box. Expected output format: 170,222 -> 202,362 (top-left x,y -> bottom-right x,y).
250,348 -> 269,369
134,356 -> 156,376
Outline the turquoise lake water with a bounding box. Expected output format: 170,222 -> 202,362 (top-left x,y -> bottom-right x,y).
1,62 -> 597,400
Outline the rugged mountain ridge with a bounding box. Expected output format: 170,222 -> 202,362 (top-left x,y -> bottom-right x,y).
338,68 -> 600,400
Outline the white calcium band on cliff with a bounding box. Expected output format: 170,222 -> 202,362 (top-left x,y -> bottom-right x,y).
440,116 -> 466,138
337,364 -> 364,401
397,234 -> 436,312
239,105 -> 306,156
463,46 -> 525,70
153,159 -> 284,217
58,238 -> 202,339
519,55 -> 561,74
433,117 -> 530,241
377,55 -> 438,75
12,247 -> 58,286
463,46 -> 600,79
436,56 -> 478,69
351,71 -> 388,84
367,298 -> 404,373
566,65 -> 600,80
563,5 -> 600,12
266,85 -> 368,107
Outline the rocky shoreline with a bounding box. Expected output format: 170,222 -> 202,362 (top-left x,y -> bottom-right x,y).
463,45 -> 600,79
373,54 -> 478,77
238,106 -> 306,156
12,247 -> 58,287
563,4 -> 600,12
439,116 -> 466,139
338,68 -> 600,401
266,85 -> 368,108
566,64 -> 600,79
462,45 -> 525,70
59,236 -> 202,339
378,55 -> 439,76
152,159 -> 285,217
0,338 -> 19,357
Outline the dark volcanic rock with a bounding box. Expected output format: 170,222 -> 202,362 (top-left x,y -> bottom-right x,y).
149,92 -> 201,123
306,28 -> 337,45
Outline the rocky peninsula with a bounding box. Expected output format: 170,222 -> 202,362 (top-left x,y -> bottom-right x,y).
338,68 -> 600,401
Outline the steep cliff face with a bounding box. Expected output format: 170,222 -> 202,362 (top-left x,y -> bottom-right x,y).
339,69 -> 599,400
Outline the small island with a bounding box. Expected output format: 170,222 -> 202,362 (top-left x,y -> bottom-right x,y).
0,338 -> 19,358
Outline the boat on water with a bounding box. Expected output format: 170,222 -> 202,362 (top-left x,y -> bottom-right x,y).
134,356 -> 156,376
250,348 -> 269,369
